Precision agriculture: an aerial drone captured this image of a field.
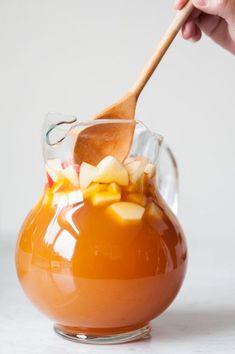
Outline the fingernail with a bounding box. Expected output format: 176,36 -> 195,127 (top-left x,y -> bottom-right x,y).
193,0 -> 208,6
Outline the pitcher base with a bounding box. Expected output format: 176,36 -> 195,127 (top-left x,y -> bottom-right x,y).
54,323 -> 151,344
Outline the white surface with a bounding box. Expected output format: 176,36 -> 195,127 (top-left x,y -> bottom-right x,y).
1,236 -> 235,354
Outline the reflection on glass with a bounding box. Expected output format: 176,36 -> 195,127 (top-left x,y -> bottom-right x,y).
53,230 -> 76,261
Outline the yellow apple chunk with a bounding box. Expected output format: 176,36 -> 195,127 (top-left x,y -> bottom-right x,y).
46,158 -> 63,182
82,183 -> 100,199
107,202 -> 145,223
62,165 -> 79,187
91,191 -> 121,206
79,162 -> 98,189
47,158 -> 63,171
107,182 -> 121,194
94,156 -> 129,186
125,160 -> 147,184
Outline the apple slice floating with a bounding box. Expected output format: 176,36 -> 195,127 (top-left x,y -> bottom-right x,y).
47,158 -> 63,172
46,158 -> 63,182
107,182 -> 121,194
62,165 -> 79,187
62,159 -> 73,169
107,202 -> 145,224
125,160 -> 147,184
91,191 -> 121,206
82,183 -> 100,199
79,162 -> 98,189
94,156 -> 129,186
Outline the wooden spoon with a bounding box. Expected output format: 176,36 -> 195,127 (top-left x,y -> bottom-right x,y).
74,1 -> 193,165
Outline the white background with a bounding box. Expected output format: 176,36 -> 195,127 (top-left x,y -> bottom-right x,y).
1,0 -> 235,242
0,0 -> 235,353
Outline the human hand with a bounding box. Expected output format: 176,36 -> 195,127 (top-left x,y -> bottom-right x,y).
175,0 -> 235,54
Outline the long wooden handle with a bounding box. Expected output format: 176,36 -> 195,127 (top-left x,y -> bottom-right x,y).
130,1 -> 194,98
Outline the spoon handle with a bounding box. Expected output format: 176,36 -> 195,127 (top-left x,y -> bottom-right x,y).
131,1 -> 194,98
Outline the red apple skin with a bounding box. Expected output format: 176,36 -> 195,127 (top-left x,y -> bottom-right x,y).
62,160 -> 73,169
47,173 -> 54,188
62,160 -> 80,174
74,165 -> 80,174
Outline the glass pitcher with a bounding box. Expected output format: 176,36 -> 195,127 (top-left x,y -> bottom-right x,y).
15,113 -> 187,344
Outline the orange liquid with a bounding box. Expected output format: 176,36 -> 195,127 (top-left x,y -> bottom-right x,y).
16,184 -> 187,335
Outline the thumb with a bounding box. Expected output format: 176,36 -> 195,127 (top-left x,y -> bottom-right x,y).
192,0 -> 235,21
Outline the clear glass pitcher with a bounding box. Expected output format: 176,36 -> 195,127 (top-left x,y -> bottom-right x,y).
15,113 -> 187,344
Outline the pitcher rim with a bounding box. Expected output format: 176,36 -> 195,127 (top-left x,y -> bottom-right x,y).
45,112 -> 164,147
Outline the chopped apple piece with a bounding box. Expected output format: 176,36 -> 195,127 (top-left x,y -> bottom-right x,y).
99,184 -> 107,191
62,159 -> 79,170
125,193 -> 147,207
94,156 -> 129,186
125,160 -> 147,184
62,159 -> 73,169
79,162 -> 98,189
46,158 -> 63,182
144,163 -> 156,178
107,202 -> 145,223
62,165 -> 79,187
47,158 -> 63,171
46,166 -> 60,183
145,202 -> 163,220
46,173 -> 54,188
62,160 -> 80,173
107,182 -> 121,194
125,160 -> 141,175
91,191 -> 121,206
82,183 -> 100,199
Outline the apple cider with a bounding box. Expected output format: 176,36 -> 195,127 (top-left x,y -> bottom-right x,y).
16,154 -> 187,339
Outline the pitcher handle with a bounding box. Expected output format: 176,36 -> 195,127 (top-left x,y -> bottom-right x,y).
157,143 -> 179,215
